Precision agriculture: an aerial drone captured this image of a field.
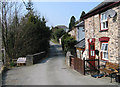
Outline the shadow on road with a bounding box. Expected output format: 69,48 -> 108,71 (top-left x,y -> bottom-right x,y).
38,44 -> 64,64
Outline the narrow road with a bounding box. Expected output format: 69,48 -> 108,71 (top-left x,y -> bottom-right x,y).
3,42 -> 118,85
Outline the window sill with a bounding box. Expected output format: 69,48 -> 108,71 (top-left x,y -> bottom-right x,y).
99,29 -> 108,32
101,58 -> 109,61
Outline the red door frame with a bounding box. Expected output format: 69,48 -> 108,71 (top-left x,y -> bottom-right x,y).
88,38 -> 96,69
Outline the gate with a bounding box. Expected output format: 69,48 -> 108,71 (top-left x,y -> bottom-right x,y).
70,56 -> 85,75
70,56 -> 99,75
84,59 -> 100,74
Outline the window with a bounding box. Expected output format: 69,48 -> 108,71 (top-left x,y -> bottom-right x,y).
77,49 -> 83,58
77,50 -> 80,58
101,12 -> 108,30
90,44 -> 95,56
101,43 -> 108,60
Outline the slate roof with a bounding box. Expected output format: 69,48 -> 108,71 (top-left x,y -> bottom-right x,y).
82,0 -> 120,19
55,25 -> 69,29
75,21 -> 84,27
74,38 -> 85,48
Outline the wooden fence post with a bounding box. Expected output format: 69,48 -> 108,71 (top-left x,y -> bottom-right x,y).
83,58 -> 85,75
98,58 -> 100,74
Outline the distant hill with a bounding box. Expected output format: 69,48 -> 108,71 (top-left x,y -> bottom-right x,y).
54,25 -> 69,32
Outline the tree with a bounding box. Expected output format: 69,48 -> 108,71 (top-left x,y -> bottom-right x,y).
11,11 -> 51,58
52,28 -> 66,42
27,0 -> 33,11
61,33 -> 77,55
1,2 -> 17,65
69,16 -> 76,30
1,1 -> 51,66
1,1 -> 24,66
80,11 -> 85,22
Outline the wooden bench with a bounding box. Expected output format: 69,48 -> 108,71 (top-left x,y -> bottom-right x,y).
17,57 -> 26,66
100,62 -> 119,83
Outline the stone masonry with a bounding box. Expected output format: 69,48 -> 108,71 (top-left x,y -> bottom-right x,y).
85,5 -> 120,64
118,5 -> 120,65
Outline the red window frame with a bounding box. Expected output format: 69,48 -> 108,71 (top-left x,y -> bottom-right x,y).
99,37 -> 110,61
100,42 -> 108,61
99,13 -> 109,31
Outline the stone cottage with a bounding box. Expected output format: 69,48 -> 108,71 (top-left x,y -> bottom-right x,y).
74,21 -> 85,58
74,21 -> 85,42
82,0 -> 120,65
68,27 -> 76,39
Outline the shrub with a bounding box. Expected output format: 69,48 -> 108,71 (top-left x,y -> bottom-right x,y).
61,33 -> 77,55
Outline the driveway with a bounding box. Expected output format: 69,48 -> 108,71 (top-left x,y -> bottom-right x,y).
2,42 -> 119,85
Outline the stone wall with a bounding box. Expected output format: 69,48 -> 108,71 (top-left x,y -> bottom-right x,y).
26,55 -> 33,66
66,51 -> 72,66
26,51 -> 46,66
85,6 -> 120,64
118,5 -> 120,65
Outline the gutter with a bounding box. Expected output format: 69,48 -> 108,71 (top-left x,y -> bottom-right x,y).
83,1 -> 120,19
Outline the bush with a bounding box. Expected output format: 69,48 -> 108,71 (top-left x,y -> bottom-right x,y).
6,11 -> 51,60
52,28 -> 66,42
61,33 -> 77,55
9,62 -> 16,67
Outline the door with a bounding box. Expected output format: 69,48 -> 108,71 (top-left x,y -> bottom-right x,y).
88,39 -> 95,69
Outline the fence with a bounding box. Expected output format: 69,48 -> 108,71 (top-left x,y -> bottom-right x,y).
70,56 -> 99,75
70,56 -> 85,75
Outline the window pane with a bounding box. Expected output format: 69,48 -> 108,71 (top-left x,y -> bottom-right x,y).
106,21 -> 108,28
105,13 -> 107,20
101,44 -> 105,50
77,50 -> 80,58
106,52 -> 108,59
93,51 -> 94,56
103,52 -> 106,58
102,14 -> 104,20
102,51 -> 108,59
101,43 -> 108,59
105,44 -> 108,51
103,22 -> 105,28
91,51 -> 92,56
90,45 -> 94,50
103,14 -> 105,20
101,12 -> 108,29
104,52 -> 108,59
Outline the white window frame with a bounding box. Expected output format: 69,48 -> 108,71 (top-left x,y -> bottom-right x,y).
77,49 -> 80,58
101,43 -> 108,60
101,12 -> 108,30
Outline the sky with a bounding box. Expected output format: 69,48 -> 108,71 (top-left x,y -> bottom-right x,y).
33,2 -> 102,28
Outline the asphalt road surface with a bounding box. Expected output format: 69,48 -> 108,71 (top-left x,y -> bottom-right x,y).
2,42 -> 118,85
